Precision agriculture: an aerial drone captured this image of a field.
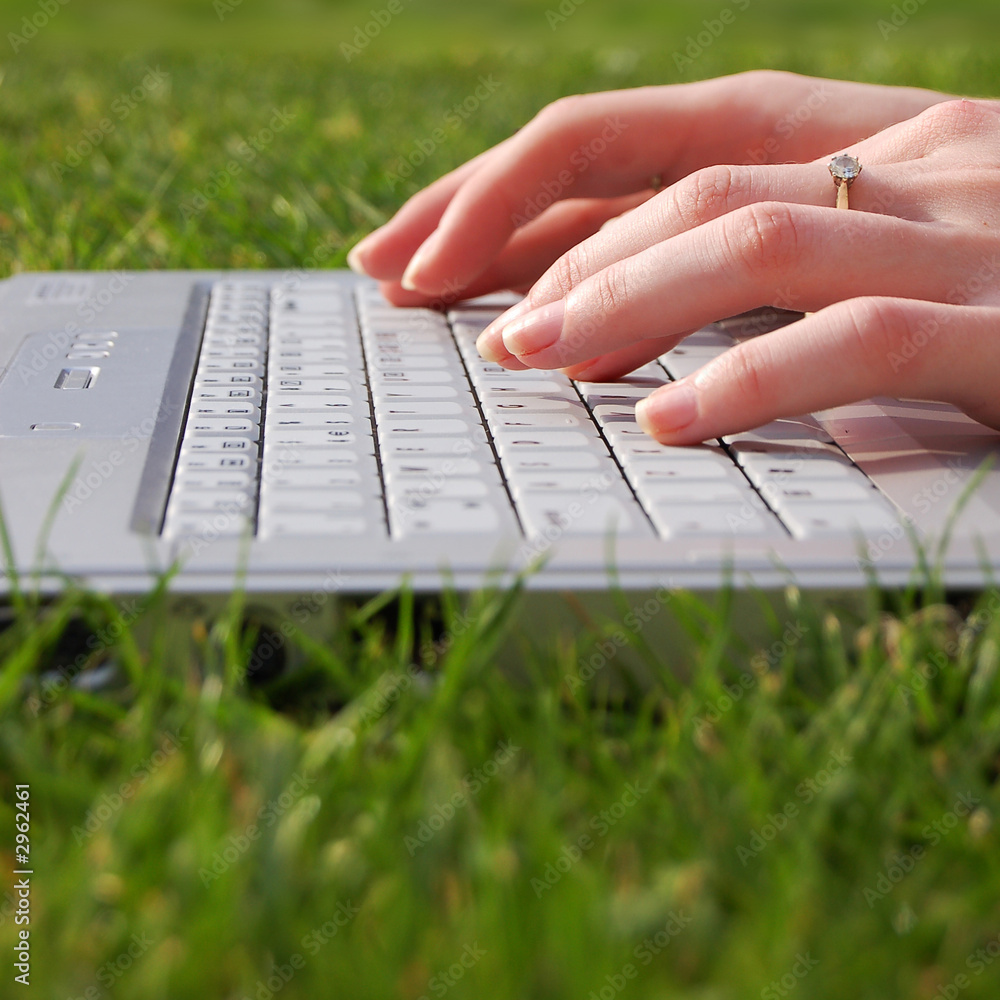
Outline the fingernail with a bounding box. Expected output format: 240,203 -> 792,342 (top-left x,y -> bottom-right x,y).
481,298 -> 531,345
346,241 -> 368,275
501,300 -> 565,357
476,329 -> 511,364
636,382 -> 699,438
401,230 -> 442,292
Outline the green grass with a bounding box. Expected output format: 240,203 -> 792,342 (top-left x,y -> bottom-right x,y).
2,5 -> 1000,998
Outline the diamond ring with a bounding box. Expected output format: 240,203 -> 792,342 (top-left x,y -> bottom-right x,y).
829,154 -> 862,210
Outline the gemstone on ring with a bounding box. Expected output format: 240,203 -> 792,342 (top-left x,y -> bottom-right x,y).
829,154 -> 862,186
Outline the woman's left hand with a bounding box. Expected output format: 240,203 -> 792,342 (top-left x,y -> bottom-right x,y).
475,100 -> 1000,445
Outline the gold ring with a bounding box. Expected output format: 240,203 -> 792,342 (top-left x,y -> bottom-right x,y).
829,154 -> 862,210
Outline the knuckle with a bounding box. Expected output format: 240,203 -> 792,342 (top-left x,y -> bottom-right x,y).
723,202 -> 804,280
834,297 -> 913,370
667,164 -> 742,231
532,94 -> 591,129
586,261 -> 632,318
919,98 -> 995,136
546,244 -> 595,298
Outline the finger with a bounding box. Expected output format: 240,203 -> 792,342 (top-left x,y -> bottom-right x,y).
348,139 -> 513,279
496,203 -> 988,370
502,160 -> 906,316
397,89 -> 712,295
635,298 -> 1000,445
559,335 -> 686,382
378,192 -> 654,307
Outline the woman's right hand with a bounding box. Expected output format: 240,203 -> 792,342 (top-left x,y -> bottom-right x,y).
348,70 -> 950,306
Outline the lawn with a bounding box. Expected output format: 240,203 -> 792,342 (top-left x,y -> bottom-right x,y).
2,2 -> 1000,998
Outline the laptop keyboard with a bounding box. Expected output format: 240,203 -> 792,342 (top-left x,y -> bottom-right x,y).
160,279 -> 903,543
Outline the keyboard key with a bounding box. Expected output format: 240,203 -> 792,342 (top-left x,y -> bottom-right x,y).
186,417 -> 257,435
510,470 -> 619,496
503,450 -> 609,473
778,503 -> 903,539
384,460 -> 486,486
488,412 -> 591,431
647,502 -> 782,539
380,437 -> 483,460
174,470 -> 254,491
376,401 -> 465,417
392,498 -> 502,537
389,477 -> 490,501
484,397 -> 585,414
637,479 -> 749,504
267,397 -> 356,412
180,437 -> 259,455
379,417 -> 478,437
168,490 -> 255,513
517,493 -> 649,538
259,514 -> 368,539
494,430 -> 601,454
193,386 -> 261,402
259,489 -> 366,513
372,384 -> 461,400
261,467 -> 363,489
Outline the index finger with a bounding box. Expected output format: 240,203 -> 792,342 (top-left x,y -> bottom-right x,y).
397,87 -> 711,295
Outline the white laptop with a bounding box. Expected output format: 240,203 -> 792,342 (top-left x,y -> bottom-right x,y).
0,269 -> 998,608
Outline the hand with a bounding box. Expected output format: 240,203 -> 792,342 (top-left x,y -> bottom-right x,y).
474,99 -> 1000,444
348,71 -> 947,306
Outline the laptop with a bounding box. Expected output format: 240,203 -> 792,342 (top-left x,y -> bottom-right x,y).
1,268 -> 998,618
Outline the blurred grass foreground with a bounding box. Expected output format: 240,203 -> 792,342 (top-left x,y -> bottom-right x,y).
1,1 -> 1000,998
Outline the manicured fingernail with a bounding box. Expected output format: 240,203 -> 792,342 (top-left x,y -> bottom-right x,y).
636,382 -> 699,438
501,300 -> 565,357
401,230 -> 442,291
346,241 -> 368,275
